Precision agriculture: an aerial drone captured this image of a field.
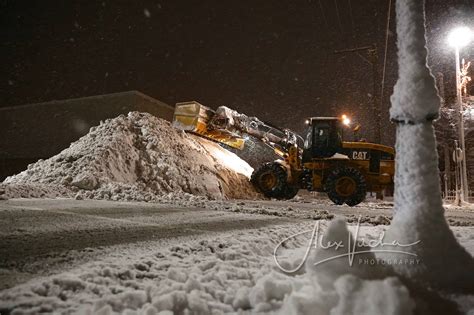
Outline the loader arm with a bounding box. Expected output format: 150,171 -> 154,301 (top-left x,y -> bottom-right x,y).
172,101 -> 303,158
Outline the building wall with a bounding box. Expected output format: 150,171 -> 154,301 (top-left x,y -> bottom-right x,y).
0,91 -> 174,180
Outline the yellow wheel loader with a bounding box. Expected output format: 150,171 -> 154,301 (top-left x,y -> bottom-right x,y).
173,101 -> 394,206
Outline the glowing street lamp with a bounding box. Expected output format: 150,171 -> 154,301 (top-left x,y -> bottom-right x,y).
448,27 -> 473,49
448,27 -> 472,204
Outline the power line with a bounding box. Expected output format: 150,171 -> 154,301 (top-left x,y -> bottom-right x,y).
380,0 -> 392,109
318,0 -> 329,30
334,0 -> 344,34
347,0 -> 356,38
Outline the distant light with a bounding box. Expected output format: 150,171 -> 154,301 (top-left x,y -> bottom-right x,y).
305,119 -> 310,125
342,114 -> 351,126
448,27 -> 473,48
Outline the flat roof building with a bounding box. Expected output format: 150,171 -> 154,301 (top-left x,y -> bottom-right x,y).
0,91 -> 174,180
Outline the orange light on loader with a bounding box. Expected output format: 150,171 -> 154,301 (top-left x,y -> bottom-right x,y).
341,114 -> 351,126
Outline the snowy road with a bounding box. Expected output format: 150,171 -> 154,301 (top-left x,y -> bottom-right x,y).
206,197 -> 474,225
1,197 -> 473,292
0,199 -> 298,290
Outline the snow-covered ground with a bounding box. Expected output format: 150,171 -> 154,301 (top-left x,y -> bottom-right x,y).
0,219 -> 473,314
0,198 -> 473,314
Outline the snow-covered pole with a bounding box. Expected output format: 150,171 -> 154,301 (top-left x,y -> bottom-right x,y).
387,0 -> 474,291
455,45 -> 469,203
449,27 -> 473,203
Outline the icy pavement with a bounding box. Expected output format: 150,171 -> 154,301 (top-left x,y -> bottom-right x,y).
0,198 -> 473,314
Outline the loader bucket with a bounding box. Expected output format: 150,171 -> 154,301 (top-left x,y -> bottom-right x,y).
172,101 -> 245,150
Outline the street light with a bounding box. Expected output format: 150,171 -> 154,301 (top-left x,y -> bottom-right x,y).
448,27 -> 472,49
448,27 -> 472,204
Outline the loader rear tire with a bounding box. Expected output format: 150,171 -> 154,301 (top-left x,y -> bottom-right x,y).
324,167 -> 366,207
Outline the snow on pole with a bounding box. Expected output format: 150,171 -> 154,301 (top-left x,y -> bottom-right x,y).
386,0 -> 474,291
390,0 -> 440,124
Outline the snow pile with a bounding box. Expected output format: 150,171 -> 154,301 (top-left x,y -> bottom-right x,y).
1,112 -> 259,202
279,219 -> 415,315
281,274 -> 413,315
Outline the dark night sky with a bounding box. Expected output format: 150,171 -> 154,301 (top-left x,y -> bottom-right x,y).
1,0 -> 473,144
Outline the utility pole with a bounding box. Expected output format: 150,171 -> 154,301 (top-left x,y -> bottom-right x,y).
334,44 -> 381,144
368,44 -> 381,144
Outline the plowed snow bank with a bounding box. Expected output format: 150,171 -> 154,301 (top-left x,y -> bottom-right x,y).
1,112 -> 259,202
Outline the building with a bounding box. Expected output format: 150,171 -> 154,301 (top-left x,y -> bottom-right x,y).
0,91 -> 174,180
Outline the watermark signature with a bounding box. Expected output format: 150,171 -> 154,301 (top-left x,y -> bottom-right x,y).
274,216 -> 421,273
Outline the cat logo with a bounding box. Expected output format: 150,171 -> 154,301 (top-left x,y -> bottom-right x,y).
352,151 -> 368,160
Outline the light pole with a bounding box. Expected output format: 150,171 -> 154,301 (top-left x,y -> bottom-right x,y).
448,26 -> 472,204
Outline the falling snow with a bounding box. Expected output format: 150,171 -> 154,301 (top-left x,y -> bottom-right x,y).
143,8 -> 151,18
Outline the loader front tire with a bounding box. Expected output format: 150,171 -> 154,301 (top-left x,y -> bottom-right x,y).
283,185 -> 299,200
251,163 -> 296,199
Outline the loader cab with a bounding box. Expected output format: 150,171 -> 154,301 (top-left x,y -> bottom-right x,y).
302,117 -> 343,161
